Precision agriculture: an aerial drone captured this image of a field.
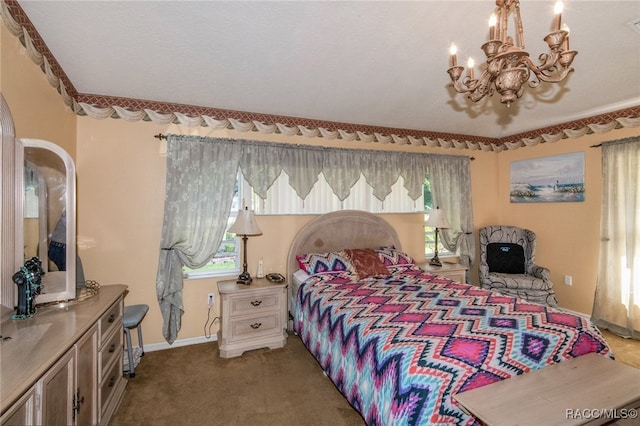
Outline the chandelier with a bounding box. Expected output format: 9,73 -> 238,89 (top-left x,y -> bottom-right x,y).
446,0 -> 578,107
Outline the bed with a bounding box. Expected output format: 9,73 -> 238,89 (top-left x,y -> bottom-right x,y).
286,210 -> 613,426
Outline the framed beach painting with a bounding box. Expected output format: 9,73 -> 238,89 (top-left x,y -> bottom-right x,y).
510,152 -> 585,203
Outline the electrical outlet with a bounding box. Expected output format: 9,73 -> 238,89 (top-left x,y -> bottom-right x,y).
207,292 -> 215,308
564,275 -> 572,286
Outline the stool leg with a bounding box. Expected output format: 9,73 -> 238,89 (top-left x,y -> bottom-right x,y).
137,324 -> 145,356
124,328 -> 135,378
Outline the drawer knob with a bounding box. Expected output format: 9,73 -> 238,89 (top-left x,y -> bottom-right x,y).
250,322 -> 262,329
108,376 -> 116,387
108,313 -> 116,323
251,300 -> 262,307
108,343 -> 116,353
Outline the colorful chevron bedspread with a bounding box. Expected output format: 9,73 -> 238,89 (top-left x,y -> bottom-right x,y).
293,265 -> 612,426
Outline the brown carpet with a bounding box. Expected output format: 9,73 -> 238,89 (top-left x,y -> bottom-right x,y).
110,330 -> 640,426
110,332 -> 365,426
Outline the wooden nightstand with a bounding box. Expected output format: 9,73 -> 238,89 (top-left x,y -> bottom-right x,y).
420,261 -> 468,283
217,278 -> 288,358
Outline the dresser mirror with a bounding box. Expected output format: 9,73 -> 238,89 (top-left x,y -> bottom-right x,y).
19,138 -> 77,304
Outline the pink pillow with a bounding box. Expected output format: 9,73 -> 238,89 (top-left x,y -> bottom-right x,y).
296,251 -> 352,275
344,248 -> 389,279
376,246 -> 415,266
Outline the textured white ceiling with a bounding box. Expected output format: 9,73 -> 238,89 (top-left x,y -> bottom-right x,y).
16,0 -> 640,139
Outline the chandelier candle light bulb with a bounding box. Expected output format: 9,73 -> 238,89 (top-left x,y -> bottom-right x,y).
561,23 -> 570,50
489,13 -> 497,40
554,0 -> 563,31
449,43 -> 458,66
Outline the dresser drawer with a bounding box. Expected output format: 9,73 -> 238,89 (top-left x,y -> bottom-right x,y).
228,291 -> 280,317
99,300 -> 123,345
99,353 -> 122,419
229,312 -> 281,341
99,326 -> 122,379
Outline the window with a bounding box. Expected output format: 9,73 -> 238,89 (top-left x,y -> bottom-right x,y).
249,172 -> 423,215
186,171 -> 449,278
183,176 -> 242,279
424,177 -> 452,258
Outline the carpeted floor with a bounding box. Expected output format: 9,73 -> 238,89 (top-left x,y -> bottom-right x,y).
110,332 -> 365,426
110,330 -> 640,426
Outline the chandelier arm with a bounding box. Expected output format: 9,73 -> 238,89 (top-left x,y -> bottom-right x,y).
521,55 -> 574,83
449,69 -> 494,102
534,66 -> 575,83
470,70 -> 495,101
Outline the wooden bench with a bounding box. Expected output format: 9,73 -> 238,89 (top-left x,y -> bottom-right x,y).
454,353 -> 640,425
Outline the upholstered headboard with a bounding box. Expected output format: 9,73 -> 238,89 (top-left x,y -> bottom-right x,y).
286,210 -> 402,283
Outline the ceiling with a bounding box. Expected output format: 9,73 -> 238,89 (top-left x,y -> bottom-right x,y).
8,1 -> 640,143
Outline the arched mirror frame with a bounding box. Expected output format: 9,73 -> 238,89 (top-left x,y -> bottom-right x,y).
0,95 -> 76,308
18,138 -> 76,304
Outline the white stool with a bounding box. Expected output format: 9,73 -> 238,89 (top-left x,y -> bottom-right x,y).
123,304 -> 149,378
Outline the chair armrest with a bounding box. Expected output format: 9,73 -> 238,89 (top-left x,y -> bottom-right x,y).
479,264 -> 489,279
531,265 -> 551,281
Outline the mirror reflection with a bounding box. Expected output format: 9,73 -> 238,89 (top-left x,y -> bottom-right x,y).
21,140 -> 76,303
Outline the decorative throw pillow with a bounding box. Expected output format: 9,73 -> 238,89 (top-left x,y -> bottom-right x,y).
296,251 -> 352,275
376,246 -> 416,266
344,248 -> 390,279
486,243 -> 525,274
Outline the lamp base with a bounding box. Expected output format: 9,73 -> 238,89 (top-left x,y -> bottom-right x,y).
429,257 -> 442,267
236,272 -> 252,285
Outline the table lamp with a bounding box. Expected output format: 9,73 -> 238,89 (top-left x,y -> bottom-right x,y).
425,206 -> 450,267
228,206 -> 262,284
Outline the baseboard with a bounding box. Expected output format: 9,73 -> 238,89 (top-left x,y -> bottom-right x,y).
556,306 -> 590,320
144,334 -> 218,352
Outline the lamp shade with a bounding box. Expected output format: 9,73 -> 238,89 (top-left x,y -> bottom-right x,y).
425,207 -> 450,229
228,207 -> 262,236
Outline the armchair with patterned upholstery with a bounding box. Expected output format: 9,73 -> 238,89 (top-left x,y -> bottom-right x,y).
479,225 -> 557,307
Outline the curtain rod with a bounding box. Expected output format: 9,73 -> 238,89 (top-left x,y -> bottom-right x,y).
153,133 -> 475,160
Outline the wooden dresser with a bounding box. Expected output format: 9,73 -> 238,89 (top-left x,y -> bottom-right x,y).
0,285 -> 128,426
217,278 -> 288,358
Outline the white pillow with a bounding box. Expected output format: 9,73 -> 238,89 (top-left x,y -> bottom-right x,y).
293,269 -> 310,285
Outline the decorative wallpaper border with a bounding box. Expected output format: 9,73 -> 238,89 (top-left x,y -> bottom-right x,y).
3,0 -> 640,152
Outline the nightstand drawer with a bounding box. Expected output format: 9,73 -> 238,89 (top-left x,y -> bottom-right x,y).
420,262 -> 468,284
229,292 -> 280,316
218,278 -> 288,358
229,313 -> 281,340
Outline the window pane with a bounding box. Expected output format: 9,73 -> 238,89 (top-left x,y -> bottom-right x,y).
251,172 -> 423,215
424,176 -> 451,257
183,175 -> 241,278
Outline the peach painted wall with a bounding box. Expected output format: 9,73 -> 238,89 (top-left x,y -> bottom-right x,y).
1,25 -> 76,155
492,127 -> 639,314
74,117 -> 472,346
4,18 -> 640,347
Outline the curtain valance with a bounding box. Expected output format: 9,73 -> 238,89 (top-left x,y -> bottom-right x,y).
167,135 -> 468,203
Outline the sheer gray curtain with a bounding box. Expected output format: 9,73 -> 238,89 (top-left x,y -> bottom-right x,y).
592,137 -> 640,339
428,155 -> 475,274
156,135 -> 473,342
156,136 -> 242,344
